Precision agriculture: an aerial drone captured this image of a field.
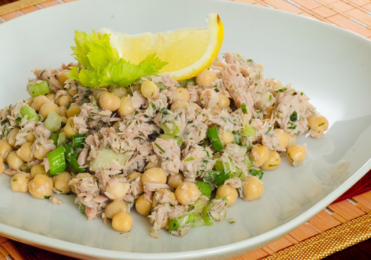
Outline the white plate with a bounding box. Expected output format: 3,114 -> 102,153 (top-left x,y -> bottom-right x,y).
1,0 -> 371,259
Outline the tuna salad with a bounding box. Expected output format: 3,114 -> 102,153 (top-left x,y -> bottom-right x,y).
0,49 -> 329,237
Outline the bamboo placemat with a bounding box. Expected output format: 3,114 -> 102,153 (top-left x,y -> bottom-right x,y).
1,0 -> 371,259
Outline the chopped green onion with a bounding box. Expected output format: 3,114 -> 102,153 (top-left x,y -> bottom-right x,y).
241,124 -> 256,137
62,144 -> 85,173
193,199 -> 208,214
192,214 -> 205,228
215,170 -> 231,186
20,106 -> 39,122
195,181 -> 212,198
203,197 -> 228,226
168,212 -> 198,232
241,103 -> 247,114
249,168 -> 264,179
51,134 -> 58,146
44,112 -> 61,132
160,122 -> 181,136
232,131 -> 241,145
203,170 -> 219,184
184,157 -> 194,162
28,81 -> 50,97
243,152 -> 254,168
72,134 -> 86,149
159,134 -> 183,146
47,146 -> 66,175
207,126 -> 224,152
57,132 -> 66,146
69,155 -> 85,173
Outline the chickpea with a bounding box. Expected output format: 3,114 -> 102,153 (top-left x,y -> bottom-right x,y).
308,115 -> 329,135
141,81 -> 159,99
99,92 -> 121,111
110,87 -> 128,98
63,118 -> 77,138
190,102 -> 202,110
26,97 -> 34,106
256,92 -> 275,110
287,133 -> 296,147
251,145 -> 270,167
217,94 -> 230,109
167,172 -> 184,189
261,151 -> 281,170
153,189 -> 176,208
28,174 -> 53,199
175,181 -> 201,205
170,100 -> 189,111
196,70 -> 216,88
0,157 -> 3,174
58,106 -> 67,117
66,103 -> 81,118
273,129 -> 288,148
31,95 -> 50,111
46,93 -> 56,101
106,181 -> 130,200
173,88 -> 190,102
61,117 -> 68,124
30,164 -> 47,178
216,184 -> 238,207
57,71 -> 69,85
144,161 -> 159,170
7,128 -> 20,148
118,97 -> 135,117
271,79 -> 283,91
242,176 -> 264,201
112,212 -> 133,232
39,102 -> 59,120
11,172 -> 30,193
95,90 -> 106,100
17,142 -> 34,162
220,131 -> 234,146
127,172 -> 143,195
68,89 -> 78,97
0,140 -> 13,157
52,172 -> 72,194
33,145 -> 48,161
56,95 -> 70,107
142,168 -> 167,184
105,200 -> 127,219
135,194 -> 153,216
287,145 -> 306,166
6,151 -> 24,170
25,132 -> 35,142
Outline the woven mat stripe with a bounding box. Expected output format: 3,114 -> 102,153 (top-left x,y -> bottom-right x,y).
0,0 -> 50,16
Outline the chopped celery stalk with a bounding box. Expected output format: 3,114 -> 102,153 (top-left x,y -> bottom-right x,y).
192,214 -> 205,228
249,168 -> 264,179
207,126 -> 224,152
72,134 -> 86,149
241,124 -> 256,137
51,134 -> 58,146
159,134 -> 183,146
57,132 -> 66,146
47,146 -> 66,175
215,170 -> 231,186
168,212 -> 197,232
193,199 -> 208,214
203,197 -> 228,226
160,122 -> 181,136
195,181 -> 212,198
28,81 -> 50,97
90,148 -> 131,171
44,112 -> 61,132
230,167 -> 247,181
243,152 -> 254,168
203,170 -> 218,184
20,106 -> 39,122
215,160 -> 232,175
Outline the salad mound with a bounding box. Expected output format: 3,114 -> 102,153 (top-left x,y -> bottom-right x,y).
0,19 -> 328,238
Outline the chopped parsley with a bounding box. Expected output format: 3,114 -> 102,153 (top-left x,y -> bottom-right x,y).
241,103 -> 247,114
290,111 -> 298,122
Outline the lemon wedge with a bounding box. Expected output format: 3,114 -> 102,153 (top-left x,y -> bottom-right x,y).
98,13 -> 224,81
